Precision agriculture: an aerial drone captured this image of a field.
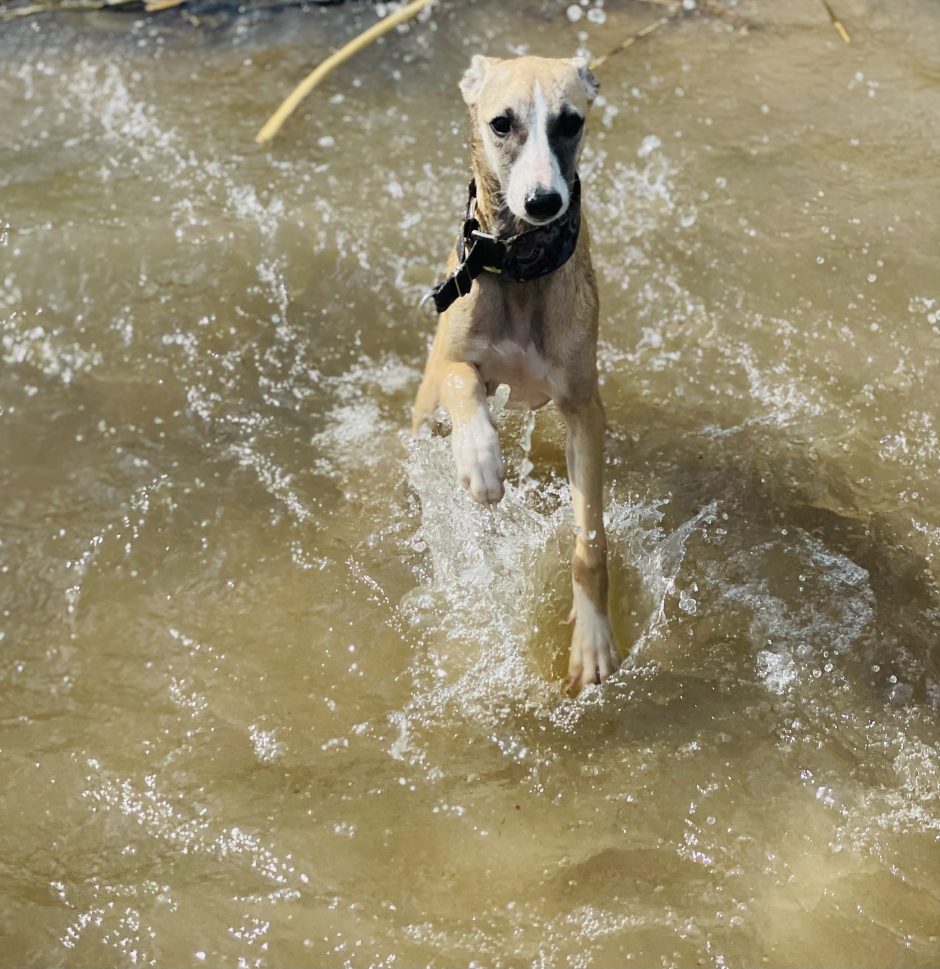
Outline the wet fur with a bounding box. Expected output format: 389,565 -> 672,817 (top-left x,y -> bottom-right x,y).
412,55 -> 620,690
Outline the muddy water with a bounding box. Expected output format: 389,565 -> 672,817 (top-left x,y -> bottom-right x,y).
2,0 -> 939,965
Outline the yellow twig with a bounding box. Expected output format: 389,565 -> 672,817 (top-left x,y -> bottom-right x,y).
0,0 -> 138,20
0,3 -> 48,18
145,0 -> 186,10
820,0 -> 851,43
255,0 -> 435,146
590,7 -> 681,70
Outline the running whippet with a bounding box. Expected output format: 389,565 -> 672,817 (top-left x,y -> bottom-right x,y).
412,54 -> 620,690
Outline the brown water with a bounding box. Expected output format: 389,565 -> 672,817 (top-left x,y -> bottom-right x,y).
2,0 -> 939,965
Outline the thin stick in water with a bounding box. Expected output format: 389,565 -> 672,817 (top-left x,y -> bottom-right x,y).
590,6 -> 681,70
820,0 -> 852,44
255,0 -> 435,146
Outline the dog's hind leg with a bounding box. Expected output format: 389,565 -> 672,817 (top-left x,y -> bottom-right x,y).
411,369 -> 441,434
439,361 -> 505,505
558,389 -> 620,690
412,324 -> 448,433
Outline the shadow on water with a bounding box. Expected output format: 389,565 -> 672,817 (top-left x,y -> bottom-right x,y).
379,395 -> 936,816
399,384 -> 940,734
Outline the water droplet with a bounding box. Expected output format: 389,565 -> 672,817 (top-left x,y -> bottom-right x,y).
637,134 -> 662,159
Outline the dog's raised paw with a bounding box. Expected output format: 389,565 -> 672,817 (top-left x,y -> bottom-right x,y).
452,408 -> 505,504
566,606 -> 620,691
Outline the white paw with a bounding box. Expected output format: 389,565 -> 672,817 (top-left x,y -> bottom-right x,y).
567,600 -> 620,691
452,407 -> 505,504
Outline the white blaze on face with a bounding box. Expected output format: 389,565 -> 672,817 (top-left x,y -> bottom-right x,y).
507,81 -> 569,224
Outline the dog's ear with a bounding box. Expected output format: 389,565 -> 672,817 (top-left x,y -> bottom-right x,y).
569,55 -> 599,102
460,54 -> 498,106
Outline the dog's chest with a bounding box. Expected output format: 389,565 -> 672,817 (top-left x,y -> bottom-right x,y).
475,338 -> 557,410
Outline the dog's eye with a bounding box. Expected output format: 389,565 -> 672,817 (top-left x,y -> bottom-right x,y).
489,115 -> 512,136
558,112 -> 584,138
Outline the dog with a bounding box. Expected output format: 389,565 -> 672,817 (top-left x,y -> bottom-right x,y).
412,54 -> 620,690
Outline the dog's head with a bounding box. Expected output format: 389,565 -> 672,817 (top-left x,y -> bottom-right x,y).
460,54 -> 598,227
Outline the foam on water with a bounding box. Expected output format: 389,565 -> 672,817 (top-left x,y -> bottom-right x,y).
371,412 -> 728,773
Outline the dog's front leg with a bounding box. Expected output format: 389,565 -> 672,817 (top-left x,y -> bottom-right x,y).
440,361 -> 505,505
559,390 -> 621,689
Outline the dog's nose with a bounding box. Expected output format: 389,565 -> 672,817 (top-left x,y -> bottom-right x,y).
524,190 -> 563,220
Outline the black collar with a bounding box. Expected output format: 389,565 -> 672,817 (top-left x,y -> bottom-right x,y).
423,176 -> 582,314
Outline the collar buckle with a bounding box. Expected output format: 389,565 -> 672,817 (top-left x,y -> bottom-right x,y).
469,229 -> 504,275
